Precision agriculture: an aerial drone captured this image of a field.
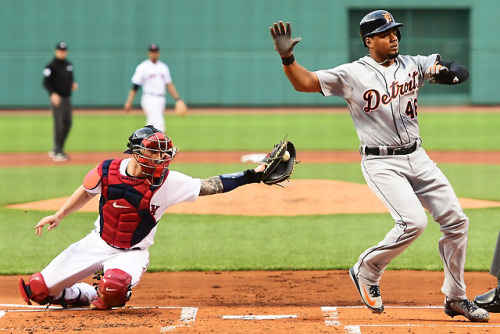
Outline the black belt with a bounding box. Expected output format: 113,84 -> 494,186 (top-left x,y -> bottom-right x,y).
107,242 -> 140,251
363,141 -> 418,156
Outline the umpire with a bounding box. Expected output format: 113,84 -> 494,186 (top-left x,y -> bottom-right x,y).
43,42 -> 78,162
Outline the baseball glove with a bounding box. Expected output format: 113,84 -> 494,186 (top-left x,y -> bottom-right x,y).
174,99 -> 188,116
261,139 -> 297,185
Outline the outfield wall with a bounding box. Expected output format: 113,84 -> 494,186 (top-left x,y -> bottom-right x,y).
0,0 -> 498,108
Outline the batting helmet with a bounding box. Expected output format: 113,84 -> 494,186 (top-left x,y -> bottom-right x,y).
124,125 -> 177,186
359,10 -> 404,47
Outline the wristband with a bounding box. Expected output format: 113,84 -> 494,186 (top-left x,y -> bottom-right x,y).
175,97 -> 181,101
219,169 -> 263,192
281,54 -> 295,66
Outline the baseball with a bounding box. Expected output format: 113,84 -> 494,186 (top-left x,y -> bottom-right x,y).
283,151 -> 290,162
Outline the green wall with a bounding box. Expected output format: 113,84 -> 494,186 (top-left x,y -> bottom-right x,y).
0,0 -> 498,108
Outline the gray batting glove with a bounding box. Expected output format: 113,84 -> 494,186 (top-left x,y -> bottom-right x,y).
270,21 -> 302,57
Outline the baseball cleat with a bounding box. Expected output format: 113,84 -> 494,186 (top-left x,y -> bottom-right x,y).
18,278 -> 32,305
474,287 -> 500,313
349,267 -> 384,313
52,153 -> 69,162
444,297 -> 490,322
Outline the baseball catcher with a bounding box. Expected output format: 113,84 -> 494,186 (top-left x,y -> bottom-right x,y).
18,127 -> 297,310
261,139 -> 297,185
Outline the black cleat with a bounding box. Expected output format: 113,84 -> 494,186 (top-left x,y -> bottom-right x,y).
474,287 -> 500,313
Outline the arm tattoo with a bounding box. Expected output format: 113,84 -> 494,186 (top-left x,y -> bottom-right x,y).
199,176 -> 224,196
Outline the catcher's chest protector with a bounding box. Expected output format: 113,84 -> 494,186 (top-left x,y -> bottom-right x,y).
99,159 -> 164,248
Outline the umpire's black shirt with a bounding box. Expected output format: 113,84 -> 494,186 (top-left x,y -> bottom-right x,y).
43,58 -> 75,97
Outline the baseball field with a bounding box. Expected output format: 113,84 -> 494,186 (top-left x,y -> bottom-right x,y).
1,107 -> 500,333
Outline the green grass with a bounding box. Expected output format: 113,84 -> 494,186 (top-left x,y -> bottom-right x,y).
2,110 -> 499,274
1,208 -> 496,275
4,111 -> 500,152
1,161 -> 499,274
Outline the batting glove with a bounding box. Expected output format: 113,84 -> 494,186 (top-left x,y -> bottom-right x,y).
270,21 -> 302,57
427,64 -> 449,84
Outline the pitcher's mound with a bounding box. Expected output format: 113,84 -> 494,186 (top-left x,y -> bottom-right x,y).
7,180 -> 500,216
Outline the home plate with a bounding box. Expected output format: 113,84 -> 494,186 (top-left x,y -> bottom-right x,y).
223,314 -> 297,320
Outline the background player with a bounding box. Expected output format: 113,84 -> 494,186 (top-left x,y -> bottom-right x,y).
270,10 -> 489,322
124,44 -> 187,132
19,125 -> 265,310
474,230 -> 500,312
43,42 -> 78,162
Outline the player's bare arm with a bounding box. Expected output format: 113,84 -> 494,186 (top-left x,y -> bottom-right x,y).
283,63 -> 321,93
124,86 -> 138,111
35,185 -> 96,236
270,21 -> 321,93
166,83 -> 181,101
199,177 -> 224,196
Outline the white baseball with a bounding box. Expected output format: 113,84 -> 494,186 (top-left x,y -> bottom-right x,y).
283,151 -> 290,162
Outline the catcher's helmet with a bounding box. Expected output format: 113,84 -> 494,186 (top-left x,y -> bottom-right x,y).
124,125 -> 177,186
359,10 -> 404,47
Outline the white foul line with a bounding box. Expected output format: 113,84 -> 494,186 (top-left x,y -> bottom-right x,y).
223,315 -> 297,320
0,304 -> 198,333
321,306 -> 500,332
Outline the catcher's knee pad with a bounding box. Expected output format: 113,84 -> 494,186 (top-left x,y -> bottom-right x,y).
96,269 -> 132,308
19,272 -> 50,305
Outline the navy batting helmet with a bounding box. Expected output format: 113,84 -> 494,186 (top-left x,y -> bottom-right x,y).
359,10 -> 404,47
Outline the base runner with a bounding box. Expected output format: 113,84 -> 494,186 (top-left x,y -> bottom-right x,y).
270,10 -> 489,322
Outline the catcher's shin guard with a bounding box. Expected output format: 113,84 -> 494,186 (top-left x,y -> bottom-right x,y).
19,272 -> 50,305
90,269 -> 132,310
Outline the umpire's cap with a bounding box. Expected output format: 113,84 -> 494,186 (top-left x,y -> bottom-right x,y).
56,42 -> 68,50
359,10 -> 404,47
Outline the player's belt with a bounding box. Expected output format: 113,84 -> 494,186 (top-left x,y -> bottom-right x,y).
144,92 -> 165,97
106,242 -> 141,251
360,141 -> 419,156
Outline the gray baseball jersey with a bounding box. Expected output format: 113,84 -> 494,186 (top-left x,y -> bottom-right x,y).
315,54 -> 471,300
315,54 -> 438,147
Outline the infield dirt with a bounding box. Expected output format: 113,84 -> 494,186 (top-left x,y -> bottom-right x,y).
2,150 -> 500,332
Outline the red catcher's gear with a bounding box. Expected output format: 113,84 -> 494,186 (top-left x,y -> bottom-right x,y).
92,269 -> 132,309
98,159 -> 165,248
19,272 -> 50,305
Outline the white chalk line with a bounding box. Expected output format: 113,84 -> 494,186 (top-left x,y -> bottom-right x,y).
223,314 -> 297,320
322,305 -> 500,333
0,303 -> 187,311
0,304 -> 198,333
2,304 -> 498,332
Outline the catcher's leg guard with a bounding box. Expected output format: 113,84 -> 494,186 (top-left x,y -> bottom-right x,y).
18,272 -> 50,305
90,269 -> 132,310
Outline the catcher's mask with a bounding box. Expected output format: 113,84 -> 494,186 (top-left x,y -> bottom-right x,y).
124,125 -> 177,186
359,10 -> 404,47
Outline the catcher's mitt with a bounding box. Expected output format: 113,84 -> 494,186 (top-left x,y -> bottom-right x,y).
174,99 -> 188,116
261,140 -> 297,185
